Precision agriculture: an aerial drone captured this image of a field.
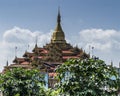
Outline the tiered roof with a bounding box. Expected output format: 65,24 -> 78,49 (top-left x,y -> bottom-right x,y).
4,9 -> 89,73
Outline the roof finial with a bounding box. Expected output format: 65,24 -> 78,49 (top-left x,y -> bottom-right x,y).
57,6 -> 61,23
35,36 -> 38,48
15,46 -> 17,57
6,60 -> 9,66
111,60 -> 113,67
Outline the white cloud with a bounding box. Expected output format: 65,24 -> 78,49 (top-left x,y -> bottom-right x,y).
3,27 -> 51,47
0,27 -> 51,72
71,28 -> 120,66
71,29 -> 120,51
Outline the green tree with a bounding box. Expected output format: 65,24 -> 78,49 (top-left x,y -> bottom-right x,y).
0,68 -> 46,96
56,58 -> 118,96
45,88 -> 60,96
116,68 -> 120,95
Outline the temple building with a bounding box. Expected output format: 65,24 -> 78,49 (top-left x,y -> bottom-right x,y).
3,9 -> 89,88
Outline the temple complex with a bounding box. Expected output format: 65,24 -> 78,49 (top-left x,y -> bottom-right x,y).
3,9 -> 89,88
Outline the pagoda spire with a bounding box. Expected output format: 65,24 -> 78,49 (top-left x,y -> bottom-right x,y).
51,7 -> 66,44
57,7 -> 61,24
55,7 -> 63,32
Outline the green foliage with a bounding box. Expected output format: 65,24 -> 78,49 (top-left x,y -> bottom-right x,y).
0,68 -> 46,96
0,59 -> 119,96
116,75 -> 120,94
56,58 -> 118,96
45,88 -> 60,96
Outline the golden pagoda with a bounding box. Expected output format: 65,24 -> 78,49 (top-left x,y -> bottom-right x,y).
51,8 -> 66,44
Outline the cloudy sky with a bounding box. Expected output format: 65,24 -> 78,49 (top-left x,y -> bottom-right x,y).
0,0 -> 120,71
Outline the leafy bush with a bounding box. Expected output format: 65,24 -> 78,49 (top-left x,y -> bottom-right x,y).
56,58 -> 118,96
0,68 -> 46,96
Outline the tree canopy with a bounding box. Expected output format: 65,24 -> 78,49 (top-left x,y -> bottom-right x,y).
0,58 -> 119,96
0,68 -> 46,96
56,58 -> 119,96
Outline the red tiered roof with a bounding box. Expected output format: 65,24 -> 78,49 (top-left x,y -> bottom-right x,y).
23,52 -> 34,57
21,61 -> 29,65
8,64 -> 32,68
63,56 -> 79,59
62,50 -> 73,54
40,49 -> 48,54
13,57 -> 25,63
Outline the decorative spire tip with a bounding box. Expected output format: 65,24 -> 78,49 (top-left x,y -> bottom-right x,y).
57,6 -> 61,23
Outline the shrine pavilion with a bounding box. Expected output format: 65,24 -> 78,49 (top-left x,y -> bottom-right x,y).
3,9 -> 89,88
